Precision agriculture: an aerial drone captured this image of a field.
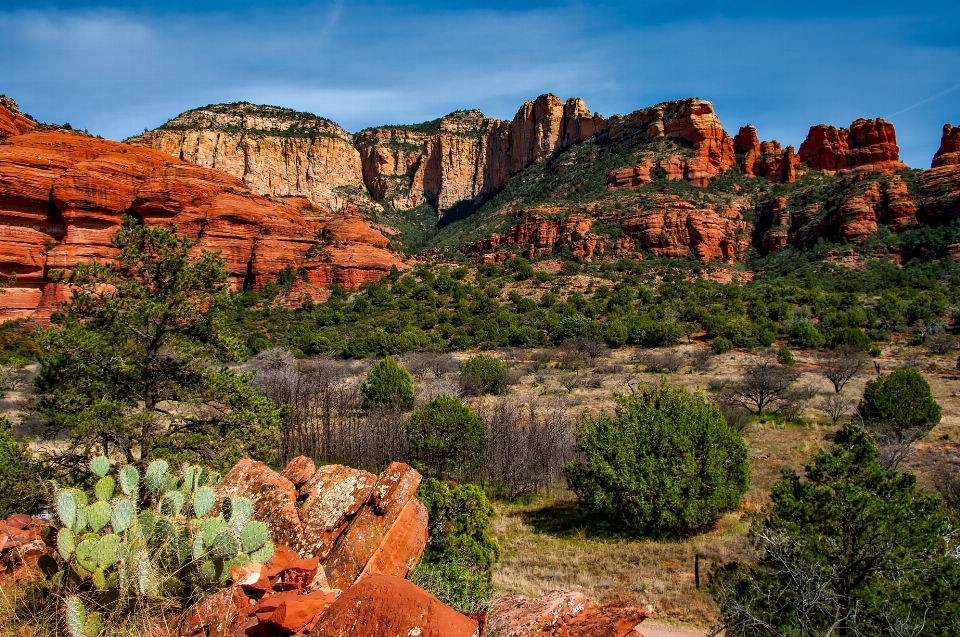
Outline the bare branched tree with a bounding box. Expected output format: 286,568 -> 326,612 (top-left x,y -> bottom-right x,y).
720,360 -> 801,415
636,349 -> 687,374
818,346 -> 868,394
925,333 -> 956,355
932,461 -> 960,518
566,337 -> 610,362
819,394 -> 854,425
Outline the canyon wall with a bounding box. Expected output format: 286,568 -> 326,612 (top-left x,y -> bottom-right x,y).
0,100 -> 403,320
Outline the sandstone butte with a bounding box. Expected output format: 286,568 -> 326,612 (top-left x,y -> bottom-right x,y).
0,455 -> 657,637
933,123 -> 960,168
0,99 -> 405,321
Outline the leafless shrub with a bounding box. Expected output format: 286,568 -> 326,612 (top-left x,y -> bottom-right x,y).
819,394 -> 854,425
778,384 -> 818,421
719,360 -> 801,415
557,350 -> 587,371
0,361 -> 27,393
689,348 -> 715,373
636,349 -> 687,374
458,372 -> 483,398
818,346 -> 868,394
565,337 -> 610,362
585,373 -> 604,389
402,352 -> 433,381
505,368 -> 525,387
559,371 -> 586,393
926,333 -> 956,355
932,461 -> 960,517
417,376 -> 463,404
528,350 -> 555,372
601,362 -> 627,375
428,353 -> 458,379
717,402 -> 753,433
480,397 -> 576,499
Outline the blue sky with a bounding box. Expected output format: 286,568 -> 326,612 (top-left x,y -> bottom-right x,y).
2,1 -> 958,167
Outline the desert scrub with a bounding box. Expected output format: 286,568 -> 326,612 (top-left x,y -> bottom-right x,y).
38,457 -> 276,637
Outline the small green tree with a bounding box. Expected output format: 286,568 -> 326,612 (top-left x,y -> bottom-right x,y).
858,367 -> 941,441
360,356 -> 415,411
710,424 -> 960,636
0,416 -> 44,517
34,217 -> 280,471
411,478 -> 497,614
564,379 -> 750,536
407,395 -> 486,481
459,354 -> 507,395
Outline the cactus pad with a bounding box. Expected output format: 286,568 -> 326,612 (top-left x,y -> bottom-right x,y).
249,540 -> 275,564
192,533 -> 205,560
56,490 -> 77,530
89,456 -> 110,478
65,596 -> 86,637
200,517 -> 228,546
91,567 -> 107,590
97,533 -> 121,569
57,527 -> 76,561
239,520 -> 268,554
76,538 -> 99,572
87,501 -> 112,533
83,611 -> 103,637
144,459 -> 169,493
160,491 -> 185,516
198,560 -> 218,586
210,529 -> 240,560
119,465 -> 140,496
192,486 -> 215,517
73,504 -> 88,533
182,465 -> 195,491
153,515 -> 178,546
110,498 -> 134,533
229,497 -> 254,530
136,553 -> 157,595
94,476 -> 116,502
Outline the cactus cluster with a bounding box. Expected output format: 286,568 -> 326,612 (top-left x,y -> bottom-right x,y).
43,457 -> 277,637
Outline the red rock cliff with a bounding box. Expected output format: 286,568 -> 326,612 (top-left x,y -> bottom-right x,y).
0,103 -> 404,321
798,118 -> 907,175
932,124 -> 960,168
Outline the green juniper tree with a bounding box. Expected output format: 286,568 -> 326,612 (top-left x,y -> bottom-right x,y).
710,424 -> 960,637
34,217 -> 280,472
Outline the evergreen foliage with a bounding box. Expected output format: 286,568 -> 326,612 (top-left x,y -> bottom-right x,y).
360,356 -> 415,411
710,424 -> 960,636
459,354 -> 507,395
407,395 -> 486,481
858,368 -> 941,440
564,380 -> 750,536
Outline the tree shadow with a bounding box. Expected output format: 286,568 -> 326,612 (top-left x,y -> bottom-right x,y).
517,499 -> 631,540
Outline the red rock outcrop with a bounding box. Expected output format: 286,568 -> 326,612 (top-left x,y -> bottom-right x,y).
733,125 -> 799,183
0,97 -> 36,138
0,101 -> 405,320
0,514 -> 50,583
932,124 -> 960,168
487,590 -> 654,637
309,575 -> 480,637
798,118 -> 907,175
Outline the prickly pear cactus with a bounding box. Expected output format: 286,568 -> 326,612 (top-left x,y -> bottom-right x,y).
47,457 -> 280,634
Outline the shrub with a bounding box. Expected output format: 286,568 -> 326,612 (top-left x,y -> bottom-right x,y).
411,478 -> 497,613
858,367 -> 941,441
710,424 -> 960,636
787,321 -> 825,349
360,356 -> 415,411
564,380 -> 750,536
459,354 -> 507,395
559,261 -> 582,276
407,395 -> 487,481
0,416 -> 44,518
827,326 -> 872,351
776,346 -> 795,365
712,336 -> 733,354
415,478 -> 498,575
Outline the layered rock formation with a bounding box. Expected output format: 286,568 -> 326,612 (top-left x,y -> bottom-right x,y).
0,101 -> 404,320
798,118 -> 907,175
127,103 -> 368,212
932,124 -> 960,168
733,125 -> 798,183
0,97 -> 36,138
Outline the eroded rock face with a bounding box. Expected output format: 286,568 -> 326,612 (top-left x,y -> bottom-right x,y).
309,574 -> 480,637
127,103 -> 368,212
487,590 -> 654,637
0,102 -> 405,320
0,97 -> 37,138
798,118 -> 907,175
933,124 -> 960,168
733,125 -> 799,183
